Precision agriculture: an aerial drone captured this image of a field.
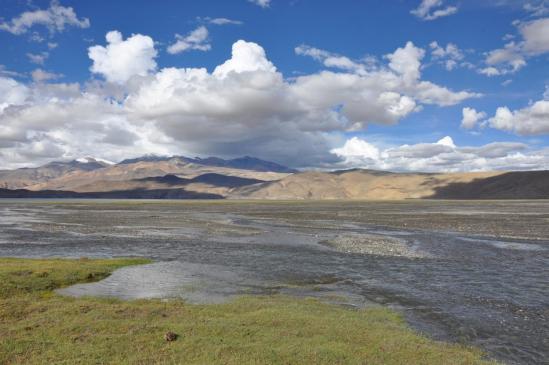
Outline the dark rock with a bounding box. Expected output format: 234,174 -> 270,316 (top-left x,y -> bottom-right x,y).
164,331 -> 178,342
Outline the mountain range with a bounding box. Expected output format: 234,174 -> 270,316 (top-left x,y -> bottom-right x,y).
1,155 -> 548,200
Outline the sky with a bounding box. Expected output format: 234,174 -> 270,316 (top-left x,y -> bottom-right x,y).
0,0 -> 548,171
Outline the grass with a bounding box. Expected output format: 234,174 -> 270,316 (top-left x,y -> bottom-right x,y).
0,258 -> 495,365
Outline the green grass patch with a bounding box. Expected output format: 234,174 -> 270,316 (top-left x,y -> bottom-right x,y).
0,257 -> 495,364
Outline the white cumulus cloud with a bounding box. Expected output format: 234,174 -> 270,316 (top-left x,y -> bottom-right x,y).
295,45 -> 374,75
521,17 -> 549,54
524,1 -> 549,17
88,31 -> 157,84
387,41 -> 425,85
202,17 -> 242,25
430,41 -> 465,70
331,137 -> 381,161
31,69 -> 62,83
167,26 -> 211,54
481,17 -> 549,76
488,98 -> 549,135
249,0 -> 271,8
26,52 -> 49,65
0,77 -> 29,114
0,0 -> 89,35
213,40 -> 276,77
411,0 -> 458,21
461,107 -> 487,129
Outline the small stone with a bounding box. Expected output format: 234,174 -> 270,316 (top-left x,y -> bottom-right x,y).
164,331 -> 178,342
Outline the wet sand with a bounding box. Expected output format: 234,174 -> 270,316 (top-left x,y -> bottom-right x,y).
0,199 -> 547,364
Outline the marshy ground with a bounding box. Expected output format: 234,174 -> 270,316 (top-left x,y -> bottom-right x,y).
0,257 -> 492,364
0,199 -> 547,364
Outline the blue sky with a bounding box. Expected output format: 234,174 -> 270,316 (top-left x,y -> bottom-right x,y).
0,0 -> 548,171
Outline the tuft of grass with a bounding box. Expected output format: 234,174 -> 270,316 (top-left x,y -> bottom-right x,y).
0,258 -> 496,364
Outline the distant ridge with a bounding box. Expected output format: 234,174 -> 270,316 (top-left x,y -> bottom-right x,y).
0,159 -> 110,189
0,155 -> 294,190
1,155 -> 549,200
43,158 -> 110,171
118,155 -> 172,165
192,156 -> 297,173
118,155 -> 297,173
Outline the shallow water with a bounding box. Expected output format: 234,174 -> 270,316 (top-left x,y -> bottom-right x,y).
0,199 -> 548,364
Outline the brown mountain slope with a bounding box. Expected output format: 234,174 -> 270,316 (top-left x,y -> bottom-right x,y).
49,173 -> 265,198
0,159 -> 110,189
3,155 -> 549,200
229,169 -> 509,200
25,158 -> 290,192
429,170 -> 549,199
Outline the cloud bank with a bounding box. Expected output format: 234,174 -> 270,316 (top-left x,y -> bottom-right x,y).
332,136 -> 549,172
0,30 -> 524,171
